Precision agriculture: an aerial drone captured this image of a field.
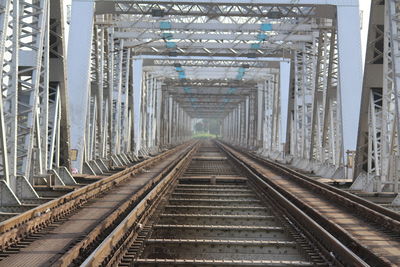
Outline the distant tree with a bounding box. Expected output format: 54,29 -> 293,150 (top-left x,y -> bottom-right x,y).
197,119 -> 220,135
194,122 -> 204,132
208,119 -> 220,135
202,120 -> 209,133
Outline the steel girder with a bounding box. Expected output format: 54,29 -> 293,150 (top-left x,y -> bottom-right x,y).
144,66 -> 278,81
116,32 -> 314,43
170,93 -> 248,99
164,81 -> 257,88
220,13 -> 360,179
150,59 -> 277,68
354,0 -> 400,196
85,28 -> 132,160
0,0 -> 71,204
76,26 -> 191,165
261,75 -> 281,153
310,30 -> 341,166
66,0 -> 363,182
284,30 -> 343,170
0,0 -> 368,207
98,18 -> 321,58
95,1 -> 335,18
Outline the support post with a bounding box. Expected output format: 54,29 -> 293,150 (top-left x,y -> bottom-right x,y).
133,59 -> 143,155
67,0 -> 95,172
280,61 -> 290,151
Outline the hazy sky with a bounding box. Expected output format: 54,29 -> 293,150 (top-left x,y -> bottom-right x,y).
360,0 -> 371,62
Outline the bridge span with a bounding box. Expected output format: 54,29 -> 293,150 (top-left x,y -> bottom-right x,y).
0,1 -> 400,266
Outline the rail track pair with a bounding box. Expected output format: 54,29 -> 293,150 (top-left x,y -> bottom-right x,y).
0,140 -> 399,266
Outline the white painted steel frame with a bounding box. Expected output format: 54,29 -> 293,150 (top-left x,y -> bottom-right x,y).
65,0 -> 363,185
354,1 -> 400,197
0,0 -> 71,204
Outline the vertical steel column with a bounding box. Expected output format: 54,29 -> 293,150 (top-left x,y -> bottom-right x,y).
113,39 -> 124,155
132,59 -> 143,155
272,74 -> 281,152
256,83 -> 264,149
280,61 -> 290,151
355,1 -> 400,192
67,0 -> 95,172
142,73 -> 148,150
311,30 -> 330,162
49,0 -> 71,170
97,27 -> 106,158
0,0 -> 12,185
121,49 -> 131,153
38,2 -> 50,175
151,78 -> 158,147
248,93 -> 255,148
155,80 -> 162,147
236,105 -> 240,145
106,27 -> 115,156
230,110 -> 233,143
233,108 -> 238,144
229,111 -> 234,142
385,0 -> 400,191
263,78 -> 272,151
245,97 -> 249,147
168,96 -> 173,144
147,76 -> 155,148
16,0 -> 48,183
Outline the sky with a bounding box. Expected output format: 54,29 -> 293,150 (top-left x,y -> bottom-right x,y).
360,0 -> 371,63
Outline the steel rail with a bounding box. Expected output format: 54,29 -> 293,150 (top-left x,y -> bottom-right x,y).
80,141 -> 200,266
78,141 -> 364,267
218,141 -> 397,266
0,141 -> 194,251
79,141 -> 330,266
225,143 -> 400,229
56,141 -> 199,266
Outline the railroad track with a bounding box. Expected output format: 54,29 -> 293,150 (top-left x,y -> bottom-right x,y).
219,141 -> 400,266
1,140 -> 400,266
0,141 -> 197,266
82,142 -> 330,266
76,141 -> 364,267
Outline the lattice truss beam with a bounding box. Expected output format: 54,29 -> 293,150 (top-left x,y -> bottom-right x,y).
354,0 -> 400,194
0,0 -> 71,202
67,0 -> 362,183
222,28 -> 345,166
97,1 -> 334,18
0,0 -> 364,206
83,27 -> 192,165
95,2 -> 332,58
287,30 -> 342,165
70,1 -> 317,170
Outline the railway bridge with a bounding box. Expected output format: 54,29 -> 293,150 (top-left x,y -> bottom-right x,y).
1,0 -> 400,266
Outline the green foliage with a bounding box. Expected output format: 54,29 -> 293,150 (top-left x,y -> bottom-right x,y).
207,119 -> 220,135
194,122 -> 204,132
192,132 -> 217,139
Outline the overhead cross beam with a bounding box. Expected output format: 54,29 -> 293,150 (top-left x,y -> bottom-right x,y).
115,32 -> 314,42
95,1 -> 335,18
103,21 -> 317,32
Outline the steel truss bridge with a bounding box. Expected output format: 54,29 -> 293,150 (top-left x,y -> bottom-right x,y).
1,1 -> 400,266
0,1 -> 399,208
